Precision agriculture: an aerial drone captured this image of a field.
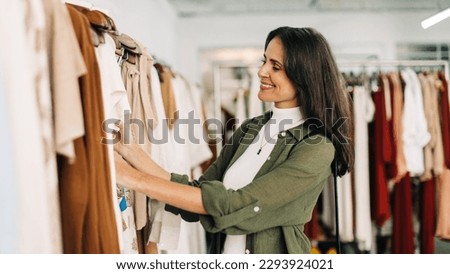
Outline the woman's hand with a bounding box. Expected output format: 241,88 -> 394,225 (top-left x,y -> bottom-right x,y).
113,122 -> 171,181
114,152 -> 138,189
114,151 -> 206,214
113,121 -> 139,163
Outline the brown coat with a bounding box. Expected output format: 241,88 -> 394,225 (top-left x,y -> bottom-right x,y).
58,4 -> 119,254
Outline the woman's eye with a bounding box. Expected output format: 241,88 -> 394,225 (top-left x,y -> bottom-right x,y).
273,66 -> 280,71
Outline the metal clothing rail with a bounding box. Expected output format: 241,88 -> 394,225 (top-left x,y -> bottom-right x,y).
338,59 -> 450,104
338,59 -> 449,84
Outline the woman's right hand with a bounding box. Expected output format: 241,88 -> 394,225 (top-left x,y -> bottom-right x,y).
113,121 -> 170,181
113,121 -> 140,163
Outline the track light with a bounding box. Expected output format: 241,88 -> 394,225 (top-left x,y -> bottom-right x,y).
421,7 -> 450,29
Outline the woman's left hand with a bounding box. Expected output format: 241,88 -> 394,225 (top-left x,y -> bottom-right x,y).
114,151 -> 137,189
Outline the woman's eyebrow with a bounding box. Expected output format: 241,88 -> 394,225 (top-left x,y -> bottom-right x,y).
270,59 -> 283,67
263,54 -> 283,67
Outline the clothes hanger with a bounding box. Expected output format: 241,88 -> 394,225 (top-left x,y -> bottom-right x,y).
65,0 -> 115,32
64,1 -> 108,48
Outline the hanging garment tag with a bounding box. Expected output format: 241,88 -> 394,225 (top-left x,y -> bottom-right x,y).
119,197 -> 127,212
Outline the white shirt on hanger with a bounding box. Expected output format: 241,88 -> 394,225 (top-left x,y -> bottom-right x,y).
164,74 -> 207,254
352,85 -> 375,252
95,34 -> 133,253
148,66 -> 181,252
401,68 -> 430,177
0,0 -> 55,253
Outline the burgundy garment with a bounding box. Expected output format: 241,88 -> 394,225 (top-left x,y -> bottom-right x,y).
437,72 -> 450,169
392,174 -> 415,254
368,77 -> 392,227
386,75 -> 397,180
420,178 -> 435,254
304,205 -> 319,240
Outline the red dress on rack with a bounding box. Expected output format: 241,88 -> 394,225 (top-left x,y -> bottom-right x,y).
368,75 -> 392,228
390,72 -> 414,254
438,72 -> 450,168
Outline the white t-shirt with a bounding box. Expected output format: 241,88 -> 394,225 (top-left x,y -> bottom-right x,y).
95,34 -> 132,253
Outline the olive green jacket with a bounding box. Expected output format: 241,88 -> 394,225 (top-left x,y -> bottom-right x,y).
167,111 -> 334,254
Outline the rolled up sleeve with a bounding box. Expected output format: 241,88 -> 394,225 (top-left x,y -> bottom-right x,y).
200,136 -> 334,234
164,118 -> 252,222
166,126 -> 334,236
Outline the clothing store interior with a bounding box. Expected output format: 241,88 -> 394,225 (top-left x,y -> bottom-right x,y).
2,0 -> 450,254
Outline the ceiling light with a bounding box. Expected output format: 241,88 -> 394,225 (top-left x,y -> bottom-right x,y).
421,7 -> 450,29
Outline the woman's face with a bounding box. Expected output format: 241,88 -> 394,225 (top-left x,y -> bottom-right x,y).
257,37 -> 298,108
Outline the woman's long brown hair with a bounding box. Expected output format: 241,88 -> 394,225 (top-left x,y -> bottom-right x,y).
265,27 -> 354,176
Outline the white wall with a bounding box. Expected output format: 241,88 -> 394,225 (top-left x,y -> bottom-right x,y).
78,2 -> 450,85
89,0 -> 178,66
176,11 -> 450,82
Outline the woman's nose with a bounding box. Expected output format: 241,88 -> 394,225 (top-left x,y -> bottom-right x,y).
258,66 -> 269,78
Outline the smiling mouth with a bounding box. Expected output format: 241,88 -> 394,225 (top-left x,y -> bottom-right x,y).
260,83 -> 275,89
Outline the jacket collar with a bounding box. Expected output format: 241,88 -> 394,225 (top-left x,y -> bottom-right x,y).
246,110 -> 310,142
226,111 -> 313,171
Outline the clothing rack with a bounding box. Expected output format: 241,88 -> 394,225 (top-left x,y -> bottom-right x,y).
336,59 -> 450,253
212,62 -> 261,153
338,59 -> 450,104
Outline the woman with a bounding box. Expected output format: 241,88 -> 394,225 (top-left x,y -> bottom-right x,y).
114,26 -> 353,254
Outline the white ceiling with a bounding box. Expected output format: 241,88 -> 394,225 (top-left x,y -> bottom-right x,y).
167,0 -> 450,17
